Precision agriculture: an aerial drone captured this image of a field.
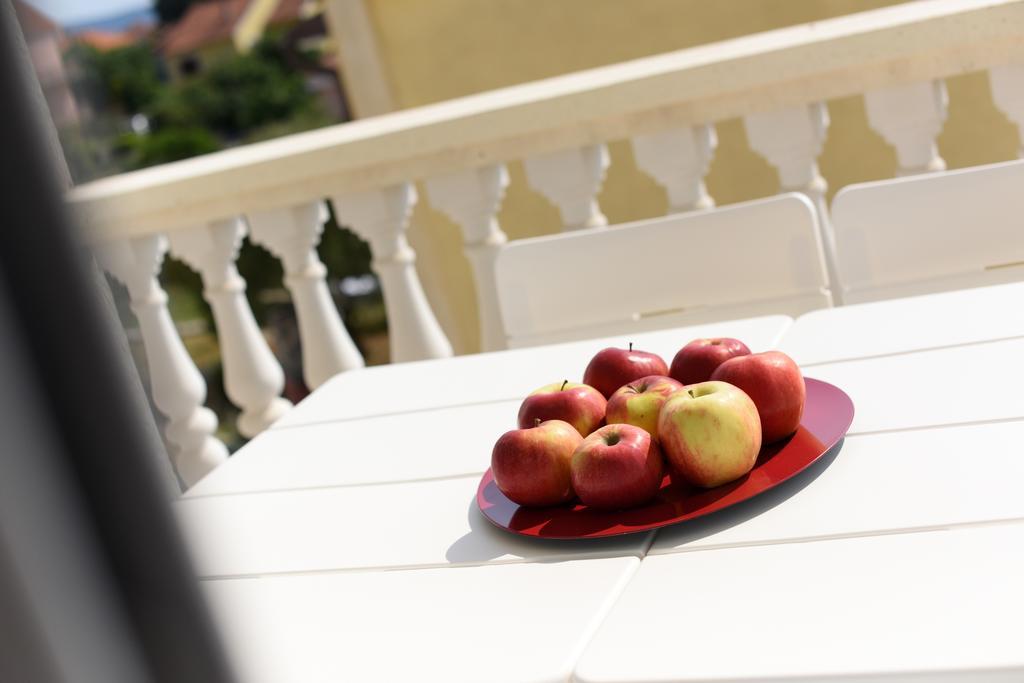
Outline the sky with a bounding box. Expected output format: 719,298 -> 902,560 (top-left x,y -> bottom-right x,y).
24,0 -> 152,26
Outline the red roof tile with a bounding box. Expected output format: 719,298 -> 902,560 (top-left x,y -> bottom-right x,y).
76,23 -> 154,52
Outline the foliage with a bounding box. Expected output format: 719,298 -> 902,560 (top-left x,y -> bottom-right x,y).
243,106 -> 335,144
65,36 -> 329,174
66,41 -> 162,114
115,126 -> 220,168
321,207 -> 375,279
155,0 -> 195,25
146,41 -> 317,145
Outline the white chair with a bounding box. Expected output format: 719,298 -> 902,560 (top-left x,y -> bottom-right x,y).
493,193 -> 832,348
830,158 -> 1024,304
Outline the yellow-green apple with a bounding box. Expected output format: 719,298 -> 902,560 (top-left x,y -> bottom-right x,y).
491,419 -> 583,507
517,380 -> 606,436
669,337 -> 751,385
571,424 -> 664,509
711,351 -> 805,443
658,381 -> 762,488
583,344 -> 669,399
605,375 -> 684,441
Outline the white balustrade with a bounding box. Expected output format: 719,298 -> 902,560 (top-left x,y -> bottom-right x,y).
745,104 -> 830,214
864,80 -> 949,175
745,103 -> 841,301
247,202 -> 365,389
632,125 -> 717,212
424,165 -> 510,352
94,236 -> 228,486
988,64 -> 1024,157
168,219 -> 292,438
69,1 -> 1024,423
331,184 -> 453,362
523,144 -> 609,230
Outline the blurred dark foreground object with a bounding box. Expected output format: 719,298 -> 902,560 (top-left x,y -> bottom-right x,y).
0,3 -> 236,682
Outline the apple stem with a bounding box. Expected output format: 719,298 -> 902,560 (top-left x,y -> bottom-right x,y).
534,418 -> 541,428
629,342 -> 633,351
688,389 -> 696,398
561,379 -> 568,391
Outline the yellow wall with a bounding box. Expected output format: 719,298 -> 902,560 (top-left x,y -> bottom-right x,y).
360,0 -> 1020,355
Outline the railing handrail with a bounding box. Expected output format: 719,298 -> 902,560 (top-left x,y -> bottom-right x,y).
69,0 -> 1024,242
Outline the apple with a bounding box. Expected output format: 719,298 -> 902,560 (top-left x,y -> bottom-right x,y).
605,375 -> 684,441
491,419 -> 583,507
657,381 -> 762,488
711,351 -> 805,443
518,380 -> 607,436
571,423 -> 664,509
669,337 -> 751,385
583,344 -> 669,399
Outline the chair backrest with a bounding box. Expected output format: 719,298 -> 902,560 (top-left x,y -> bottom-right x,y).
493,193 -> 831,348
830,159 -> 1024,304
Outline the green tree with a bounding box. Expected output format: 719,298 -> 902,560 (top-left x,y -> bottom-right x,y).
155,0 -> 195,24
66,41 -> 162,114
116,127 -> 220,168
151,39 -> 313,138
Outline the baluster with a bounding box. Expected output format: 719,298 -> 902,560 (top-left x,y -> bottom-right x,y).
864,80 -> 948,175
988,64 -> 1024,158
168,219 -> 291,438
523,144 -> 609,230
424,165 -> 510,352
95,236 -> 228,486
331,183 -> 453,362
632,124 -> 717,212
745,103 -> 841,302
247,201 -> 365,389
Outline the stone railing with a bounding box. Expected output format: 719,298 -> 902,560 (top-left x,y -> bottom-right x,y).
68,0 -> 1024,485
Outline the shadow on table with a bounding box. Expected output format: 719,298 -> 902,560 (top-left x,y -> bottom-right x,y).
654,437 -> 846,548
445,497 -> 648,565
444,438 -> 846,563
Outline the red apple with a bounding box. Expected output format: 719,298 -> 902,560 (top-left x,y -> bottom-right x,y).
658,381 -> 762,488
491,419 -> 583,507
669,337 -> 751,385
711,351 -> 805,443
517,380 -> 606,436
583,344 -> 669,399
571,423 -> 664,510
605,375 -> 684,441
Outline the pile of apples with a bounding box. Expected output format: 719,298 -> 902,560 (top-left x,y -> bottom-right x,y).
491,339 -> 805,510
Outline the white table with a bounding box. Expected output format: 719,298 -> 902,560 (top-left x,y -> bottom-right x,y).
577,285 -> 1024,682
182,315 -> 790,683
576,525 -> 1024,683
207,557 -> 640,683
180,295 -> 1024,682
179,475 -> 651,576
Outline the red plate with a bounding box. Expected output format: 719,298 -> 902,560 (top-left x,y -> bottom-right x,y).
477,377 -> 854,539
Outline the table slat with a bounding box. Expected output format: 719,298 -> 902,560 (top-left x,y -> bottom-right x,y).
652,420 -> 1024,553
178,475 -> 650,576
781,282 -> 1024,365
205,557 -> 638,683
576,524 -> 1024,682
808,337 -> 1024,434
